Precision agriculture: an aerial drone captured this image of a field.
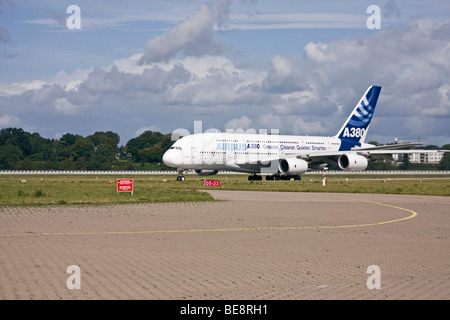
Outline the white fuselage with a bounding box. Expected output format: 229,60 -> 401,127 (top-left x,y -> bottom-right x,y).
162,132 -> 353,173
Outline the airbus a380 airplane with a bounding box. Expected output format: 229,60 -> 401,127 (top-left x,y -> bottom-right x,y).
163,86 -> 448,181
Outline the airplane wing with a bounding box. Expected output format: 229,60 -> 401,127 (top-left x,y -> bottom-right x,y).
302,149 -> 449,167
352,142 -> 423,151
228,149 -> 449,172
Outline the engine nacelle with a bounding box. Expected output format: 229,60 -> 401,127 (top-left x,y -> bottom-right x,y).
338,154 -> 368,171
278,158 -> 308,175
193,169 -> 219,176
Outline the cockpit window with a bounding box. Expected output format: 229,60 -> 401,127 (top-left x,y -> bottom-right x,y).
170,146 -> 183,150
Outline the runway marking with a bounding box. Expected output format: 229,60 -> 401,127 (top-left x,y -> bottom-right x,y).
332,195 -> 418,226
0,195 -> 418,238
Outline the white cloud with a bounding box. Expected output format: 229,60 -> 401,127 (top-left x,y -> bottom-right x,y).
304,42 -> 337,63
217,0 -> 232,28
262,55 -> 309,94
173,56 -> 240,79
53,97 -> 79,115
113,54 -> 247,80
0,114 -> 20,127
257,113 -> 282,130
0,80 -> 47,97
224,116 -> 253,131
49,68 -> 93,91
292,117 -> 328,136
422,83 -> 450,116
111,54 -> 148,75
0,68 -> 91,98
139,3 -> 223,64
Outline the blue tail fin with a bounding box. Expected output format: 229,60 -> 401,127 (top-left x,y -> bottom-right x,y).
336,86 -> 381,150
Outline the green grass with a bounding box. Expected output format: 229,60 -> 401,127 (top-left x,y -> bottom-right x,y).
207,174 -> 450,196
0,175 -> 213,206
0,173 -> 448,206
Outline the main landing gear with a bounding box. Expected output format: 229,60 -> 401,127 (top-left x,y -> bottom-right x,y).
249,174 -> 301,181
248,174 -> 262,181
266,174 -> 301,181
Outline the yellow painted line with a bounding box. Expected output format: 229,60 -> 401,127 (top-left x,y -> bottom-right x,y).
0,195 -> 418,238
332,195 -> 418,226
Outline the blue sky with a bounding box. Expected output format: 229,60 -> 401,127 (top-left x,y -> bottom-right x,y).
1,0 -> 449,146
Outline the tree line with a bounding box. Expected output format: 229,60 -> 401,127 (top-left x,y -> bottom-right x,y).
0,127 -> 449,171
0,128 -> 174,171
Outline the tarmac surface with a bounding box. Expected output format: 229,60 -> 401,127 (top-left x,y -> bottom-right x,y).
0,190 -> 449,300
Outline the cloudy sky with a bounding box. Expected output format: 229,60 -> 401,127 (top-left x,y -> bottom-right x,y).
0,0 -> 449,146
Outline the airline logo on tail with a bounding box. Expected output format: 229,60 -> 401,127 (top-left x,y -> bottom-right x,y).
337,86 -> 381,150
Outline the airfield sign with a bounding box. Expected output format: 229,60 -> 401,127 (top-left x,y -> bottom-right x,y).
117,179 -> 133,195
204,180 -> 221,187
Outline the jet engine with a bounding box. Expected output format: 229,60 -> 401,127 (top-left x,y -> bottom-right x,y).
193,169 -> 219,176
278,158 -> 308,175
337,154 -> 368,171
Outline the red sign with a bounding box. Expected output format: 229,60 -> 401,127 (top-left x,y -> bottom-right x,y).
204,180 -> 220,187
117,179 -> 133,194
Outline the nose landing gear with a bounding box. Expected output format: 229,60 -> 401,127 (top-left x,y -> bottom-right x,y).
176,169 -> 186,181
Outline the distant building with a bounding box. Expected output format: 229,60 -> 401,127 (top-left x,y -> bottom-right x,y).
393,152 -> 445,164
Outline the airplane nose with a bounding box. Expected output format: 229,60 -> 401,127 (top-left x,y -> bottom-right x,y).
162,150 -> 175,167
